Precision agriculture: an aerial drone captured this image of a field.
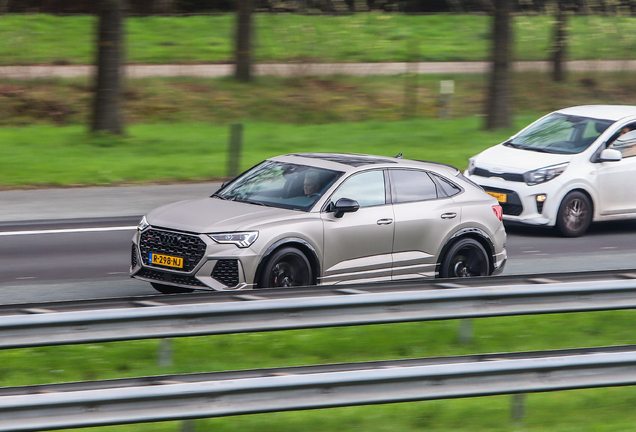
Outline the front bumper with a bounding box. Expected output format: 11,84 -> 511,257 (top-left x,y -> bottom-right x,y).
130,227 -> 259,291
467,174 -> 559,227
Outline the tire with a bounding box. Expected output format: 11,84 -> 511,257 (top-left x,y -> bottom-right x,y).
439,238 -> 490,278
258,247 -> 313,288
556,191 -> 592,237
151,283 -> 194,294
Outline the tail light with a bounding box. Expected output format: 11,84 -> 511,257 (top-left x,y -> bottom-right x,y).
492,205 -> 503,221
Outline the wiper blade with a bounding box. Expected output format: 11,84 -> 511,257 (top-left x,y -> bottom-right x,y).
503,142 -> 527,149
234,198 -> 268,207
211,193 -> 229,200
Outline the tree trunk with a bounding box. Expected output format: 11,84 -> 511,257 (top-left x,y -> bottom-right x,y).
552,0 -> 567,82
235,0 -> 253,82
91,0 -> 125,135
485,0 -> 512,130
152,0 -> 176,13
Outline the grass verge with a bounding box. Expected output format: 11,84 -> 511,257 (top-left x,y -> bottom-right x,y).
2,14 -> 636,65
0,118 -> 526,188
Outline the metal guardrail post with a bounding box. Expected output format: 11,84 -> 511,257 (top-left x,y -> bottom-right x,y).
511,393 -> 526,422
227,123 -> 243,178
158,338 -> 173,367
458,318 -> 473,344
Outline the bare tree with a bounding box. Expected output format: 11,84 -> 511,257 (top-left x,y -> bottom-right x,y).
91,0 -> 125,134
552,0 -> 568,82
485,0 -> 512,130
235,0 -> 253,82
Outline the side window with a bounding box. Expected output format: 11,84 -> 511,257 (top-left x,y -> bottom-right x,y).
610,129 -> 636,158
390,169 -> 438,203
330,170 -> 386,208
432,173 -> 462,197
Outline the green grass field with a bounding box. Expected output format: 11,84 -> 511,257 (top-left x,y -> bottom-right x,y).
1,13 -> 636,65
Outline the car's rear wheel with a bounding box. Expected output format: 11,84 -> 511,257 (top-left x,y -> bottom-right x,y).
151,283 -> 195,294
556,191 -> 592,237
439,238 -> 489,278
259,247 -> 312,288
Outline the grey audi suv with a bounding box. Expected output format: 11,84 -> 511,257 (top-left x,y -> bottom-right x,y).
131,153 -> 507,293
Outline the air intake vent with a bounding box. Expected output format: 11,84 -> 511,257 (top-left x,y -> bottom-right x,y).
212,260 -> 240,287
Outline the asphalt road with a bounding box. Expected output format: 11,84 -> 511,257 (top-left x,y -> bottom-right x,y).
1,183 -> 636,304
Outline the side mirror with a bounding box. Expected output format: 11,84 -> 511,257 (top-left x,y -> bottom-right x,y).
333,198 -> 360,218
599,148 -> 623,162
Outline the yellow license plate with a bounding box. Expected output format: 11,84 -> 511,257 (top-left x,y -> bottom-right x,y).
150,253 -> 183,269
486,191 -> 507,203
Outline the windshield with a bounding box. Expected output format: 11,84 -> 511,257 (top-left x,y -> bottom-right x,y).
505,113 -> 612,154
214,161 -> 343,211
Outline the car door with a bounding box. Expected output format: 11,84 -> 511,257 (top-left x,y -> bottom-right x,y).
389,169 -> 461,280
320,169 -> 394,285
596,130 -> 636,215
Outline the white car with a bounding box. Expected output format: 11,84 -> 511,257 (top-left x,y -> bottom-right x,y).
466,105 -> 636,237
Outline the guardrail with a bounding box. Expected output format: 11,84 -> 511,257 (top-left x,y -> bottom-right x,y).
2,271 -> 636,430
1,274 -> 636,349
2,345 -> 636,431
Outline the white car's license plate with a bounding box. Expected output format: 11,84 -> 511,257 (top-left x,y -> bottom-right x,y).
486,191 -> 507,203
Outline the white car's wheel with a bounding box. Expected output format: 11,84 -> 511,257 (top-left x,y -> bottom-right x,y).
556,191 -> 592,237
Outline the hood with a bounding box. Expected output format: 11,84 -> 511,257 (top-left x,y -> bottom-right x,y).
146,197 -> 299,233
473,144 -> 573,173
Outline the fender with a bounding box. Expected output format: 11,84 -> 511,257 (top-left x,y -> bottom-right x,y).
253,237 -> 321,287
437,227 -> 496,275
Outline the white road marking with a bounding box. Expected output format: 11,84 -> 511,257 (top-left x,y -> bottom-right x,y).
15,277 -> 36,280
0,226 -> 137,236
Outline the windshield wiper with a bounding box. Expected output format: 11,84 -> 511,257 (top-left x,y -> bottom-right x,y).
211,193 -> 229,200
503,142 -> 529,149
234,198 -> 268,207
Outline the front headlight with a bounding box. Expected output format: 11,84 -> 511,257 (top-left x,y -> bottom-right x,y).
466,157 -> 476,175
137,215 -> 150,231
208,231 -> 259,248
523,162 -> 568,186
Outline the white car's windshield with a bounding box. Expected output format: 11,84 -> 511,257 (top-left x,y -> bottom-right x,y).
214,161 -> 343,211
505,113 -> 612,154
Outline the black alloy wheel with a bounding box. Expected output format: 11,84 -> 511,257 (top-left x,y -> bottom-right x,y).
439,238 -> 489,278
556,191 -> 592,237
151,282 -> 195,294
259,247 -> 312,288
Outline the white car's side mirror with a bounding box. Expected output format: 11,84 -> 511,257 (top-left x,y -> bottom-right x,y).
599,148 -> 623,162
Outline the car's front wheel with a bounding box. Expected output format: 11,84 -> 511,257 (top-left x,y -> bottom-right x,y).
258,247 -> 312,288
439,238 -> 489,278
151,283 -> 195,294
556,191 -> 592,237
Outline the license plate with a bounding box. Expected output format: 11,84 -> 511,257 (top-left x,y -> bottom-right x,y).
486,191 -> 507,203
150,253 -> 183,268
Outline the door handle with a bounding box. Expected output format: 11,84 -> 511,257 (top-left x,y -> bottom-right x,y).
377,218 -> 393,225
441,212 -> 457,219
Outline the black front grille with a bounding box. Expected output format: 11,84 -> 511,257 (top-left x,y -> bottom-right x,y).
483,186 -> 524,216
139,229 -> 207,273
138,268 -> 206,287
212,260 -> 240,287
473,167 -> 524,183
131,244 -> 138,268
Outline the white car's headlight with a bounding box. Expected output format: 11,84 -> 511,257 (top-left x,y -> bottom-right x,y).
208,231 -> 259,248
137,215 -> 150,231
466,157 -> 476,175
523,162 -> 568,186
